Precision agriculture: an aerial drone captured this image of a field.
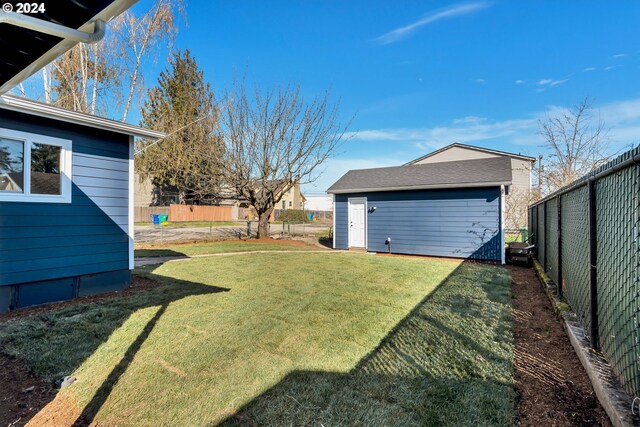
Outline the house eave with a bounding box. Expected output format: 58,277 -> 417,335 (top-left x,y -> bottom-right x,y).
404,143 -> 537,165
327,181 -> 512,194
0,94 -> 166,139
0,0 -> 139,95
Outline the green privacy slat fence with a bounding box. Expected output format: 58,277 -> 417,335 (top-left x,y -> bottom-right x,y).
546,197 -> 559,285
594,164 -> 640,396
560,186 -> 591,333
537,203 -> 546,270
529,145 -> 640,399
530,201 -> 537,247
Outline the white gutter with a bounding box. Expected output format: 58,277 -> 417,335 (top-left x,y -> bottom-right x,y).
0,0 -> 139,95
0,94 -> 165,139
327,181 -> 513,194
0,12 -> 105,43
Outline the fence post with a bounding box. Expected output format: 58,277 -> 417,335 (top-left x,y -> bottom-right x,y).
543,201 -> 548,270
557,195 -> 563,297
588,179 -> 599,349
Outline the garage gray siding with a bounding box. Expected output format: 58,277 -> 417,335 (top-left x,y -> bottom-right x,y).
0,109 -> 130,288
334,187 -> 501,261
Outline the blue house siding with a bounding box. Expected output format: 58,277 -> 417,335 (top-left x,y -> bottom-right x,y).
0,109 -> 131,310
334,187 -> 502,261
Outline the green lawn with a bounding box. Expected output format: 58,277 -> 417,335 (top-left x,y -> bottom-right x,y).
0,253 -> 514,426
134,240 -> 320,258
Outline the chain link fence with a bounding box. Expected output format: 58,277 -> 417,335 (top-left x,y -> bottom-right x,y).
529,146 -> 640,399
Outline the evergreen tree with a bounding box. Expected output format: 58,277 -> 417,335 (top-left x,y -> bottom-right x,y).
136,49 -> 222,204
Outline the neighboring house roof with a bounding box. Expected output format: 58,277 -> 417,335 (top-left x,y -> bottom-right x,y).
0,172 -> 21,191
0,95 -> 166,139
404,143 -> 536,165
0,0 -> 138,95
1,172 -> 59,194
30,171 -> 61,194
327,157 -> 512,194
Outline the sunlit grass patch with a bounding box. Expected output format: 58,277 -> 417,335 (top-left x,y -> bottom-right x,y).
0,253 -> 513,426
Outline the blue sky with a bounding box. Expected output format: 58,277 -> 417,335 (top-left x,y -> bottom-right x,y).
136,1 -> 640,194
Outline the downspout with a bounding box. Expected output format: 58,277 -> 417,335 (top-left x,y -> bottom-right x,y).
0,12 -> 105,43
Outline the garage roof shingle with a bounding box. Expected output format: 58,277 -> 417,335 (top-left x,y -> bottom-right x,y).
327,156 -> 512,194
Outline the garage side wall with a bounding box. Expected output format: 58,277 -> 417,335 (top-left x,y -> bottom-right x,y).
334,187 -> 501,261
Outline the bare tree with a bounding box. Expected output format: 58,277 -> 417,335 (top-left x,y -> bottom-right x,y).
13,0 -> 183,122
50,41 -> 119,113
114,0 -> 184,122
538,97 -> 609,194
504,187 -> 531,230
216,82 -> 351,238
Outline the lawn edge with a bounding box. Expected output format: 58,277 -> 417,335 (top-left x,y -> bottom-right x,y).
532,260 -> 639,427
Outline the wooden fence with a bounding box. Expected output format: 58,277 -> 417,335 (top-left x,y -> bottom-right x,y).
168,204 -> 232,222
134,206 -> 170,223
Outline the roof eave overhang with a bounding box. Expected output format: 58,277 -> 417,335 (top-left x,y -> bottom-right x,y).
0,0 -> 139,95
327,180 -> 512,194
0,94 -> 165,139
404,143 -> 537,165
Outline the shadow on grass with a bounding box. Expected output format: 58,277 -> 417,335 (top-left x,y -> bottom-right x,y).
134,248 -> 190,258
219,261 -> 514,426
0,271 -> 229,426
317,237 -> 333,249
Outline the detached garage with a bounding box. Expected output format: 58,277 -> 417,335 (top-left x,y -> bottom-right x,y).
327,157 -> 512,263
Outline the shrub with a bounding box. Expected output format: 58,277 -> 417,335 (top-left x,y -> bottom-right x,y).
278,209 -> 310,223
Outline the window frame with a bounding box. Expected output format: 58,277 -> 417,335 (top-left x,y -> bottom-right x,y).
0,127 -> 72,203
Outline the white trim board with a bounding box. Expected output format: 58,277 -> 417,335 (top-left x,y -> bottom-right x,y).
332,193 -> 336,249
128,136 -> 135,270
500,184 -> 506,265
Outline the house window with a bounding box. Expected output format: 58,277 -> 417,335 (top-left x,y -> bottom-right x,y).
289,201 -> 292,207
0,128 -> 72,203
282,200 -> 286,210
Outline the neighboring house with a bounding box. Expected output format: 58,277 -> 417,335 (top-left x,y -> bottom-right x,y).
405,143 -> 535,228
134,176 -> 305,212
133,172 -> 155,207
327,156 -> 513,263
0,1 -> 164,312
278,181 -> 306,210
133,174 -> 250,208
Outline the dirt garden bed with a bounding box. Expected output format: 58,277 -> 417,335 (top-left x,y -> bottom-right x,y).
0,276 -> 159,426
511,265 -> 611,426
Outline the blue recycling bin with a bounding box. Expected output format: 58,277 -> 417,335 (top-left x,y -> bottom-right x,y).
152,214 -> 160,225
307,213 -> 314,221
